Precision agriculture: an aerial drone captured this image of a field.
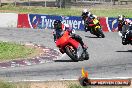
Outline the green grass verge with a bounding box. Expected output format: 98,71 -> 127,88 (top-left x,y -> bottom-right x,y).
0,81 -> 30,88
91,8 -> 132,18
68,83 -> 89,88
0,42 -> 35,61
0,4 -> 132,17
0,81 -> 16,88
0,81 -> 127,88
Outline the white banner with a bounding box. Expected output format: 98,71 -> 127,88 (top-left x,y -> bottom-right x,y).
0,13 -> 18,27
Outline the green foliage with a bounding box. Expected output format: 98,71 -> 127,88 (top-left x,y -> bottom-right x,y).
0,81 -> 30,88
91,8 -> 132,17
68,83 -> 91,88
0,81 -> 16,88
0,5 -> 132,17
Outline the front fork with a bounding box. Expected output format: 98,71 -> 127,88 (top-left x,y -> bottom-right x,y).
76,44 -> 84,59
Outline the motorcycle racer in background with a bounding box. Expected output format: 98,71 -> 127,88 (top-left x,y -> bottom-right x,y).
81,9 -> 105,38
117,15 -> 132,45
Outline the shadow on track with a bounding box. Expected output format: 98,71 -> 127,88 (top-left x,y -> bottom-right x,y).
116,50 -> 132,52
54,60 -> 75,62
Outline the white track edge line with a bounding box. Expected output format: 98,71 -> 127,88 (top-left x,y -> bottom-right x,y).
8,77 -> 132,82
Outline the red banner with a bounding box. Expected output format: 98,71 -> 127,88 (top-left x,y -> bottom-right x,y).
17,14 -> 30,28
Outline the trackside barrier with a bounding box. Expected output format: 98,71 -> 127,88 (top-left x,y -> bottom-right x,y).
0,13 -> 131,32
17,14 -> 132,32
17,14 -> 110,32
0,13 -> 18,27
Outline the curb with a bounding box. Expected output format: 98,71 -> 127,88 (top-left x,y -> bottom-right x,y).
0,43 -> 61,68
7,77 -> 132,82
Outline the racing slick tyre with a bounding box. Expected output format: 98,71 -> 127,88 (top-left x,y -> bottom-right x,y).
65,45 -> 79,62
122,38 -> 127,45
82,51 -> 89,60
97,28 -> 105,38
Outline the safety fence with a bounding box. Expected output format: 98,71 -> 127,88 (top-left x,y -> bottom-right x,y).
0,13 -> 132,32
1,0 -> 132,8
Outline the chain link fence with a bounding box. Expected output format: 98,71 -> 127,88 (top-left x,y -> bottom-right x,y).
0,0 -> 56,7
0,0 -> 132,8
0,0 -> 69,8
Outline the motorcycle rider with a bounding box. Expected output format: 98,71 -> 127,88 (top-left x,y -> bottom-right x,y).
117,15 -> 132,37
117,15 -> 125,32
126,21 -> 132,39
118,15 -> 132,44
81,9 -> 97,19
81,9 -> 98,32
53,20 -> 87,50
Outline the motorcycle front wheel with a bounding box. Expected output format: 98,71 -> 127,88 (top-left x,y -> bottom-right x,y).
83,51 -> 89,60
122,38 -> 127,45
65,45 -> 79,62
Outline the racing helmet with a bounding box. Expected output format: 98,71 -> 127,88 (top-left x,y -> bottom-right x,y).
65,23 -> 72,31
82,9 -> 89,16
82,9 -> 88,13
118,15 -> 125,22
53,20 -> 62,29
82,9 -> 89,20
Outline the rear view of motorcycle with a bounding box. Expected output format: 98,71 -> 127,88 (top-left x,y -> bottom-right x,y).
121,23 -> 132,45
56,31 -> 89,62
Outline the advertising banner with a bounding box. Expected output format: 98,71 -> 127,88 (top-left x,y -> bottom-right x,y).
17,14 -> 132,32
108,18 -> 132,32
28,14 -> 84,30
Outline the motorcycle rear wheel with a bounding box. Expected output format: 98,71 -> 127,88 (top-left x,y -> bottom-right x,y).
96,28 -> 105,38
83,51 -> 89,60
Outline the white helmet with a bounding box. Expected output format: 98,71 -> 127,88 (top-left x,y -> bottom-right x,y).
82,9 -> 88,13
118,15 -> 124,21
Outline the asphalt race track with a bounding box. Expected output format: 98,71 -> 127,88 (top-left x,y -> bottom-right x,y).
0,28 -> 131,82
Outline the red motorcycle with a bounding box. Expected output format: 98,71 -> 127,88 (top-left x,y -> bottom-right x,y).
56,31 -> 89,62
